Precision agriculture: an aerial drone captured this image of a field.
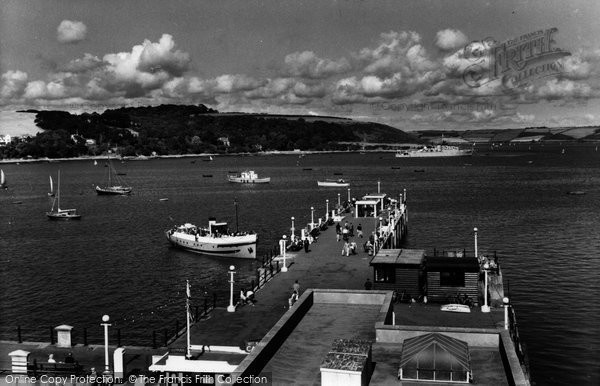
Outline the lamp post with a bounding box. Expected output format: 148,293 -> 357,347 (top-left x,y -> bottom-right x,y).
474,227 -> 478,258
503,297 -> 510,330
227,266 -> 236,312
377,181 -> 381,194
379,216 -> 383,231
291,217 -> 295,239
280,235 -> 288,272
337,193 -> 341,208
481,262 -> 490,313
325,199 -> 329,221
310,207 -> 314,229
100,315 -> 111,374
347,188 -> 351,202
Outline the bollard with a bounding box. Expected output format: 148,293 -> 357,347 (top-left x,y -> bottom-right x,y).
50,327 -> 54,345
17,326 -> 22,343
83,328 -> 88,346
152,331 -> 157,349
117,328 -> 121,347
163,329 -> 168,346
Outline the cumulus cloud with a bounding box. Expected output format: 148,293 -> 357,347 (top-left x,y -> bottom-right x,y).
284,51 -> 351,79
1,70 -> 28,100
57,20 -> 87,44
62,53 -> 103,73
535,79 -> 592,100
435,29 -> 468,51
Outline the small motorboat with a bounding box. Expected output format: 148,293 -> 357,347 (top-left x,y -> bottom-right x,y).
440,304 -> 471,313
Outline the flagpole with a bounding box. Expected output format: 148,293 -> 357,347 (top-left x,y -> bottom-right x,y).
186,279 -> 191,359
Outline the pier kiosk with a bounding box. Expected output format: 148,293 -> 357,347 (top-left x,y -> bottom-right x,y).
369,249 -> 425,297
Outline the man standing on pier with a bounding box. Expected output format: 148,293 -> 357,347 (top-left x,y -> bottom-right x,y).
304,238 -> 310,253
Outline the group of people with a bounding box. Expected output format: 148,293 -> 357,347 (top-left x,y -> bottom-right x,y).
336,222 -> 362,256
238,289 -> 256,306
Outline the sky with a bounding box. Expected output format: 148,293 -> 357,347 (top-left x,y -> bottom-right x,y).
1,0 -> 600,133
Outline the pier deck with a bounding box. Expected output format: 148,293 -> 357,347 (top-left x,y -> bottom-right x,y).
171,214 -> 382,349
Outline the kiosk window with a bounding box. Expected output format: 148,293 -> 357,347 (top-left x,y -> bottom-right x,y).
374,265 -> 395,283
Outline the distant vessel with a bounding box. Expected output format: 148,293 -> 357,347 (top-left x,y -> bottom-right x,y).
317,179 -> 350,187
46,170 -> 81,220
1,169 -> 7,190
440,304 -> 471,313
396,145 -> 472,157
228,170 -> 270,184
202,156 -> 214,162
95,149 -> 132,195
166,218 -> 257,259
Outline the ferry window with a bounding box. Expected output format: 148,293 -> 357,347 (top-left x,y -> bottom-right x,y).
374,265 -> 395,283
440,271 -> 465,287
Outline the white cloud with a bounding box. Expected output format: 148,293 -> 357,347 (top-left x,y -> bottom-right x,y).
57,20 -> 87,44
1,70 -> 28,100
435,29 -> 468,51
284,51 -> 351,79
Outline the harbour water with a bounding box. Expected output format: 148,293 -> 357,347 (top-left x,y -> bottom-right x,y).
1,147 -> 599,385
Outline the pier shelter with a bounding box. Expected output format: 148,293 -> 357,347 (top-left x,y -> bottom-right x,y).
424,257 -> 480,303
369,249 -> 425,297
355,199 -> 380,218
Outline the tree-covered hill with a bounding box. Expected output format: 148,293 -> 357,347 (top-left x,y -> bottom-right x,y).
2,104 -> 418,159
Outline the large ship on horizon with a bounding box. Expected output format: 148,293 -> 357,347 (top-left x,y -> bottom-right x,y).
395,145 -> 472,157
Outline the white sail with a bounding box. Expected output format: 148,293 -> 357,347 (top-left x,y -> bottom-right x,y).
49,175 -> 54,193
1,169 -> 5,185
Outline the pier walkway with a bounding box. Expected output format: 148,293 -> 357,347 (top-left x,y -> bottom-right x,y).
171,213 -> 389,350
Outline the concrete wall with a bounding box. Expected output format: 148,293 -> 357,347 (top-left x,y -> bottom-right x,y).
375,323 -> 500,348
499,331 -> 530,386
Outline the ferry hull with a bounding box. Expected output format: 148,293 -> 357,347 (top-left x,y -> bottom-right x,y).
96,186 -> 132,195
396,149 -> 472,157
166,232 -> 257,259
317,181 -> 350,187
228,177 -> 270,184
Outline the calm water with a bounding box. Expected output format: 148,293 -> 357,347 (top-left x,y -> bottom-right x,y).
1,147 -> 599,385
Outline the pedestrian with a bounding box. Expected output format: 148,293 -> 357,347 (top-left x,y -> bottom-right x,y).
342,227 -> 349,241
357,223 -> 363,238
288,290 -> 299,308
350,240 -> 357,255
336,231 -> 341,242
341,241 -> 349,256
303,238 -> 310,253
364,278 -> 372,290
47,354 -> 56,363
293,280 -> 300,293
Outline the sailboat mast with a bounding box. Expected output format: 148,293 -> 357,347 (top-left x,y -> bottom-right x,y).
234,199 -> 239,233
57,170 -> 61,211
107,147 -> 111,187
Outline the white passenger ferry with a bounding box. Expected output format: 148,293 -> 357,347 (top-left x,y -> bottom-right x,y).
166,219 -> 257,259
227,170 -> 270,184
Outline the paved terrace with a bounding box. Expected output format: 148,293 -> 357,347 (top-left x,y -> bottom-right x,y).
171,213 -> 383,349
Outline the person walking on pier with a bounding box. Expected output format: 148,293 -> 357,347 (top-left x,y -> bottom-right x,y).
303,238 -> 310,253
293,280 -> 300,294
357,223 -> 363,238
342,241 -> 350,256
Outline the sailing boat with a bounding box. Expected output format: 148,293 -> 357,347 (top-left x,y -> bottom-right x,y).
46,170 -> 81,220
95,148 -> 132,195
48,175 -> 55,197
0,169 -> 7,190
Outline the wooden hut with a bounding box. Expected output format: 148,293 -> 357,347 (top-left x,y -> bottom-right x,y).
424,256 -> 480,303
369,249 -> 425,296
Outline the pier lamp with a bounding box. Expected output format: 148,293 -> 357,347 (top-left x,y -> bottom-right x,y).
347,188 -> 351,202
100,315 -> 111,374
377,181 -> 381,194
337,193 -> 341,207
481,262 -> 491,313
227,266 -> 236,312
310,207 -> 315,229
379,217 -> 383,231
280,235 -> 288,272
503,297 -> 510,330
325,200 -> 329,221
474,227 -> 478,258
291,217 -> 295,238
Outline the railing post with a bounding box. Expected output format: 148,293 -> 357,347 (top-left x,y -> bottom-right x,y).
152,330 -> 157,349
83,328 -> 88,346
17,326 -> 22,343
263,269 -> 267,284
256,271 -> 260,288
251,279 -> 255,291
